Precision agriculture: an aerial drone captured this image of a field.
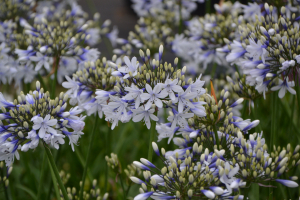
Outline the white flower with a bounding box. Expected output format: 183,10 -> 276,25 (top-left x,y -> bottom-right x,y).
132,106 -> 158,129
31,114 -> 58,138
29,52 -> 52,71
140,84 -> 168,110
271,77 -> 296,98
124,84 -> 144,109
62,76 -> 79,98
161,79 -> 183,101
113,56 -> 139,79
175,86 -> 197,113
246,38 -> 268,63
167,109 -> 194,130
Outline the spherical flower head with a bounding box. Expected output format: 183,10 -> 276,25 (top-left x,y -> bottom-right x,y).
94,46 -> 207,130
225,3 -> 300,99
0,81 -> 85,166
131,142 -> 243,199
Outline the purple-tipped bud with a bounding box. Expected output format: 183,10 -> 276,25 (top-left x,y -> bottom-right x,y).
242,120 -> 260,131
133,191 -> 154,200
130,176 -> 145,185
133,161 -> 150,171
152,142 -> 160,156
275,179 -> 299,188
140,158 -> 156,168
209,186 -> 224,195
230,98 -> 244,108
159,45 -> 163,61
201,190 -> 215,199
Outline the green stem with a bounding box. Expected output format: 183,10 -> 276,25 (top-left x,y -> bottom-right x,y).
178,0 -> 183,34
0,166 -> 9,200
104,126 -> 111,192
37,74 -> 47,91
125,182 -> 132,197
79,115 -> 99,200
205,0 -> 211,14
269,92 -> 278,200
74,147 -> 93,181
213,125 -> 220,149
119,174 -> 126,199
47,158 -> 61,200
51,57 -> 60,99
250,100 -> 260,199
296,76 -> 300,111
148,121 -> 156,162
37,151 -> 47,200
43,143 -> 69,200
46,148 -> 62,200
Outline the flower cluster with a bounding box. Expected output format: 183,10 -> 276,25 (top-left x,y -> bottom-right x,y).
16,2 -> 102,82
67,179 -> 109,200
113,17 -> 173,57
130,89 -> 300,199
0,0 -> 35,21
0,0 -> 118,88
131,0 -> 204,22
131,142 -> 244,199
225,3 -> 300,98
172,2 -> 244,73
63,56 -> 116,117
156,87 -> 255,144
0,81 -> 85,166
98,46 -> 206,130
226,72 -> 262,100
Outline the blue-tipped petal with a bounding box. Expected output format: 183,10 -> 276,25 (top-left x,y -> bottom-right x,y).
140,158 -> 156,168
275,179 -> 299,188
134,191 -> 153,200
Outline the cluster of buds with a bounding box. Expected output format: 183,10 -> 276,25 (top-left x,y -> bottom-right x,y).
172,1 -> 246,73
130,142 -> 244,199
232,133 -> 300,188
131,0 -> 202,22
158,110 -> 300,194
63,57 -> 116,117
106,153 -> 142,177
11,1 -> 114,86
60,170 -> 71,185
124,163 -> 141,178
226,72 -> 262,100
225,3 -> 300,99
105,153 -> 119,170
0,0 -> 35,21
113,17 -> 173,57
92,45 -> 206,130
157,86 -> 259,146
0,161 -> 12,190
0,81 -> 85,166
67,179 -> 109,200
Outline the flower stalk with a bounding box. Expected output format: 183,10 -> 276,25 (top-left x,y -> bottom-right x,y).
43,143 -> 69,200
79,115 -> 99,200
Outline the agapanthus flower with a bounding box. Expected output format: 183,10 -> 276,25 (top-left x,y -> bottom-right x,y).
172,2 -> 247,75
10,1 -> 115,85
130,142 -> 244,199
113,17 -> 173,57
0,81 -> 85,166
95,45 -> 206,130
131,0 -> 203,22
158,88 -> 300,192
62,56 -> 116,117
225,3 -> 300,99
